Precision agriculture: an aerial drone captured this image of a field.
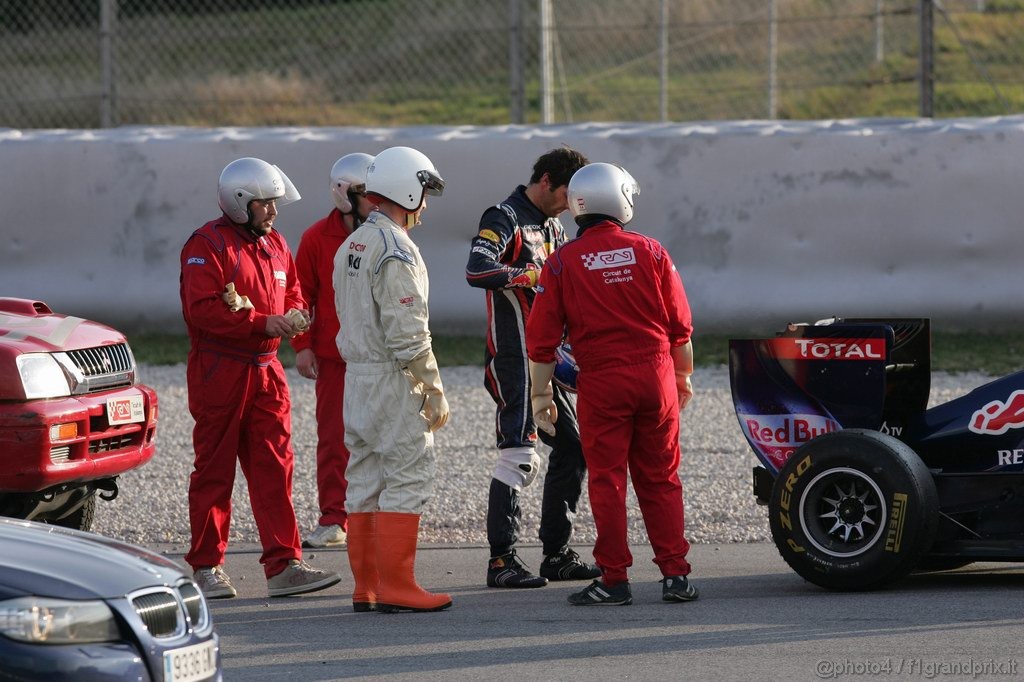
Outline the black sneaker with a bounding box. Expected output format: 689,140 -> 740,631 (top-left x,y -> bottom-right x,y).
540,548 -> 602,581
487,551 -> 549,588
661,575 -> 699,602
567,580 -> 632,606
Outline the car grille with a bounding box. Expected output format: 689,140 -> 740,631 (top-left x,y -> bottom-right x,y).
88,433 -> 135,454
130,582 -> 210,639
60,343 -> 135,394
49,446 -> 71,463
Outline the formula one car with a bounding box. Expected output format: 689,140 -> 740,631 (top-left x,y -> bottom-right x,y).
730,318 -> 1024,590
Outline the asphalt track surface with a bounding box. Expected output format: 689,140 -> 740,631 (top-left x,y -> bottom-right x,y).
170,542 -> 1024,681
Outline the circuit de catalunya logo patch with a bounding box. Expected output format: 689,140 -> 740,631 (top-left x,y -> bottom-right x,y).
969,390 -> 1024,435
581,247 -> 635,270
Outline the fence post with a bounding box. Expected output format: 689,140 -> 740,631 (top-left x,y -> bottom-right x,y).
875,0 -> 884,63
659,0 -> 669,122
919,0 -> 933,117
99,0 -> 117,127
509,0 -> 524,124
768,0 -> 778,119
540,0 -> 554,124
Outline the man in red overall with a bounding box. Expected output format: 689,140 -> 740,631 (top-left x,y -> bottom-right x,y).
180,157 -> 341,599
292,153 -> 375,549
526,162 -> 699,606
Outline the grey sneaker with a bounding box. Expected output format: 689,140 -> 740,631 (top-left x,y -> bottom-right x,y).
267,559 -> 342,597
193,566 -> 237,600
662,575 -> 699,602
302,523 -> 347,548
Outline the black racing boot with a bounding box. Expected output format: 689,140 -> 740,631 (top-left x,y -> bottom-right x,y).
540,548 -> 602,581
487,550 -> 548,588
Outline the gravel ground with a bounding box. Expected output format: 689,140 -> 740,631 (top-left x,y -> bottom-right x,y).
92,364 -> 992,552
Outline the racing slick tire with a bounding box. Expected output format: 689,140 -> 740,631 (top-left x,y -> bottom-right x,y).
768,429 -> 938,591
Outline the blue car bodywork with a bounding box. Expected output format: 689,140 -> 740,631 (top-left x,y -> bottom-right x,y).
730,318 -> 1024,590
0,518 -> 221,681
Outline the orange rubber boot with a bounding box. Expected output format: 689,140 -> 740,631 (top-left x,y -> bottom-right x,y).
375,511 -> 452,613
346,512 -> 379,612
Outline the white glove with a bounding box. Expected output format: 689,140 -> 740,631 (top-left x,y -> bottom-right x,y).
222,283 -> 254,313
406,351 -> 449,432
671,341 -> 694,411
529,360 -> 557,437
285,308 -> 311,336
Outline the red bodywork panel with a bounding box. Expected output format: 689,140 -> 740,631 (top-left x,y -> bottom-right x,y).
0,299 -> 158,493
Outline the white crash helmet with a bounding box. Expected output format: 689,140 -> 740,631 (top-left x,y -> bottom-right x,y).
567,162 -> 640,225
365,146 -> 445,212
330,152 -> 374,213
218,157 -> 301,224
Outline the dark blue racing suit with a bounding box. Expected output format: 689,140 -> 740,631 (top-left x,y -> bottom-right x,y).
466,185 -> 587,557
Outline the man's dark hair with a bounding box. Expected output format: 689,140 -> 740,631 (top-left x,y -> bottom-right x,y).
529,146 -> 588,188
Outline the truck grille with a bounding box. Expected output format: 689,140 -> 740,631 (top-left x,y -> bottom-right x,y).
58,343 -> 135,394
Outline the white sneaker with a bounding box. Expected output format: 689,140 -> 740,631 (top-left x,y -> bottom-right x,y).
267,559 -> 341,597
302,523 -> 347,548
193,566 -> 237,599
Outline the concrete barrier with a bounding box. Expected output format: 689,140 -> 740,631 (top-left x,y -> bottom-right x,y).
4,118 -> 1023,333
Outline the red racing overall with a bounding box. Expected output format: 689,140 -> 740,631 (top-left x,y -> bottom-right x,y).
526,220 -> 694,586
292,208 -> 352,530
180,216 -> 306,579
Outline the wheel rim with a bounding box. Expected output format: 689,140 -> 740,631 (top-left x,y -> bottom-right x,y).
798,467 -> 888,558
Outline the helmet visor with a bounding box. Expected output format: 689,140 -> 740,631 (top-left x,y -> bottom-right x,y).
417,169 -> 446,197
272,165 -> 302,207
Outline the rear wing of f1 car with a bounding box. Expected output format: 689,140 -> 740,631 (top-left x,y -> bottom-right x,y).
729,318 -> 931,478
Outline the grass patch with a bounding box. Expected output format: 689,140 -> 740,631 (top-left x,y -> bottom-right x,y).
128,330 -> 1023,376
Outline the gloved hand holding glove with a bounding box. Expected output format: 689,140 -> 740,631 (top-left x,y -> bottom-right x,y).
222,283 -> 254,313
671,341 -> 694,411
406,350 -> 449,432
529,360 -> 558,436
284,308 -> 311,336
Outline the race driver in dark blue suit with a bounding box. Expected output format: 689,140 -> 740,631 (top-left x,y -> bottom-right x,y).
466,147 -> 601,588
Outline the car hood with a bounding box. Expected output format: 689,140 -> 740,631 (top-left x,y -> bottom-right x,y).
0,299 -> 126,355
0,519 -> 185,600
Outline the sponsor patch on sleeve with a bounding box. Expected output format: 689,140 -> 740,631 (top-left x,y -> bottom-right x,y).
186,257 -> 206,265
472,245 -> 498,257
398,296 -> 416,307
477,229 -> 501,243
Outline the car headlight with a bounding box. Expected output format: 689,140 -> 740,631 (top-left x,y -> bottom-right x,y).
15,353 -> 71,399
0,597 -> 119,644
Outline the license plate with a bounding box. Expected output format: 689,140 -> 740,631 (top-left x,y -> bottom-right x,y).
107,394 -> 144,425
163,639 -> 217,682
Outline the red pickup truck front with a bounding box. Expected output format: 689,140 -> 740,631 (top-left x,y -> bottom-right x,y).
0,298 -> 157,529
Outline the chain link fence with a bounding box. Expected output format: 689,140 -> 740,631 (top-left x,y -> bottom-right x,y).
2,0 -> 1023,129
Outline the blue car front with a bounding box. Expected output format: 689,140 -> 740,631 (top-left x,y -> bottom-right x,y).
0,519 -> 221,681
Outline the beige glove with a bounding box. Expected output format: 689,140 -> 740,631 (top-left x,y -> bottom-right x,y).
671,341 -> 694,411
222,283 -> 254,313
406,351 -> 449,432
285,308 -> 311,335
529,360 -> 557,437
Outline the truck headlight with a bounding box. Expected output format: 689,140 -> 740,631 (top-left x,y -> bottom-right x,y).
15,353 -> 71,399
0,597 -> 119,644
